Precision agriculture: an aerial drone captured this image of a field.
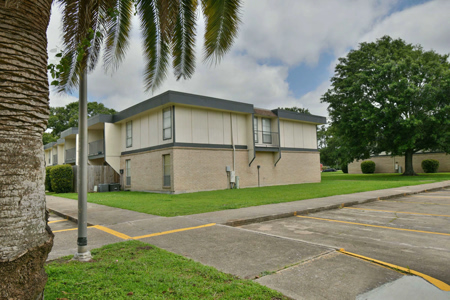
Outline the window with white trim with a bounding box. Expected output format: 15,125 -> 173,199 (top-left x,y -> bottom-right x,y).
125,159 -> 131,186
163,107 -> 172,140
126,121 -> 132,148
262,118 -> 272,144
163,154 -> 171,187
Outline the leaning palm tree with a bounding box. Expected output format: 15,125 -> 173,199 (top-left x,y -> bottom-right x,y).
0,0 -> 241,299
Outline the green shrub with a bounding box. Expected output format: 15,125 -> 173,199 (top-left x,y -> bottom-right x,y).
341,164 -> 348,174
45,166 -> 54,192
361,160 -> 376,174
421,159 -> 439,173
50,165 -> 73,193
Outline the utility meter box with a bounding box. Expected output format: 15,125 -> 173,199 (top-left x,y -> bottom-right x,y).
230,171 -> 236,183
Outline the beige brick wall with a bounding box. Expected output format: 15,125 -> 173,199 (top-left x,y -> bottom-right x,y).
173,148 -> 321,193
120,148 -> 173,192
121,147 -> 321,193
349,153 -> 450,174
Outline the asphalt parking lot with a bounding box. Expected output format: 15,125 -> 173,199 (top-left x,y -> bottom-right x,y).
242,188 -> 450,284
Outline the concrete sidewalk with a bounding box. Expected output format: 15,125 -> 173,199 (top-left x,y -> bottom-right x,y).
46,180 -> 450,300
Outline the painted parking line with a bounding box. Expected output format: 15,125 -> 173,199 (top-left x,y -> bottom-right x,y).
53,226 -> 95,233
53,223 -> 217,240
48,218 -> 69,224
132,223 -> 216,240
296,215 -> 450,236
338,248 -> 450,291
379,199 -> 450,206
344,207 -> 450,218
92,225 -> 132,240
412,195 -> 450,199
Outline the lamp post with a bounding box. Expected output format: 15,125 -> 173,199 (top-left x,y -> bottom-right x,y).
74,70 -> 91,261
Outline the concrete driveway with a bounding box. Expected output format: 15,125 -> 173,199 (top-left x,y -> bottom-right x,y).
46,184 -> 450,299
242,189 -> 450,286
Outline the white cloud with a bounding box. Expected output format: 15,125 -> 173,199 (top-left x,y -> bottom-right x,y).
234,0 -> 395,66
46,0 -> 450,120
360,0 -> 450,54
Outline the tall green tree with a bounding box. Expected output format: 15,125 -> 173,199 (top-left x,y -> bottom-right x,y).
0,1 -> 242,299
322,36 -> 450,175
47,101 -> 116,139
279,106 -> 311,114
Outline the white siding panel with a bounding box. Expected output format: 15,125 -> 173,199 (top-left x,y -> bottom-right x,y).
192,109 -> 208,143
236,114 -> 247,145
283,121 -> 295,148
303,124 -> 316,148
223,112 -> 231,144
175,106 -> 192,143
279,120 -> 285,147
208,111 -> 224,144
293,122 -> 304,148
149,112 -> 158,147
134,118 -> 141,149
140,114 -> 149,148
121,123 -> 126,152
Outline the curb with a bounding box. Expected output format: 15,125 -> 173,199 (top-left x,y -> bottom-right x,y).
48,208 -> 95,226
224,185 -> 450,227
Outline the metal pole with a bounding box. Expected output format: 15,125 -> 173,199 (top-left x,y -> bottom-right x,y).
74,70 -> 91,261
257,165 -> 260,187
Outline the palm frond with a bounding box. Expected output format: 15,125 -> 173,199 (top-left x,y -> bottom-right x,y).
103,0 -> 133,73
172,0 -> 197,80
201,0 -> 241,64
56,0 -> 113,92
137,0 -> 171,91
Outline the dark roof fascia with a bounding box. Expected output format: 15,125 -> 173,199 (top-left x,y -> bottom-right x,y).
112,90 -> 254,123
60,127 -> 79,139
88,114 -> 114,127
44,142 -> 56,150
56,138 -> 65,145
273,109 -> 326,124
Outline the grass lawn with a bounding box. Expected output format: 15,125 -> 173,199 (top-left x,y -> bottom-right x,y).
50,172 -> 450,217
45,240 -> 288,299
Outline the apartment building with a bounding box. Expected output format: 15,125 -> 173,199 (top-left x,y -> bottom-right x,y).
348,152 -> 450,174
45,91 -> 326,193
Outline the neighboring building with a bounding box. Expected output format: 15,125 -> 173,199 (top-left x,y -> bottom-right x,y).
348,153 -> 450,174
45,91 -> 326,193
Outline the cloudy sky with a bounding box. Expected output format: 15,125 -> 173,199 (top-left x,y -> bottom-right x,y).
46,0 -> 450,117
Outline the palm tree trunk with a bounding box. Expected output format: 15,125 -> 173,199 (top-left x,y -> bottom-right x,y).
0,1 -> 54,299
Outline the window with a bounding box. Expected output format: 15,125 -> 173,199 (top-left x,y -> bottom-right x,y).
262,118 -> 272,144
125,159 -> 131,186
163,154 -> 171,187
126,121 -> 132,148
163,107 -> 172,140
253,117 -> 258,143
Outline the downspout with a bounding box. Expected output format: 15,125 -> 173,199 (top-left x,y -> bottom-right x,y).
249,113 -> 256,167
274,114 -> 282,166
230,114 -> 235,171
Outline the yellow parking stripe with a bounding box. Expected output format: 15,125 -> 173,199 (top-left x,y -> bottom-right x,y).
92,225 -> 132,240
49,219 -> 68,224
52,223 -> 217,240
412,195 -> 450,199
133,223 -> 216,240
379,199 -> 450,206
344,207 -> 450,218
296,215 -> 450,236
338,249 -> 450,291
53,226 -> 95,233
